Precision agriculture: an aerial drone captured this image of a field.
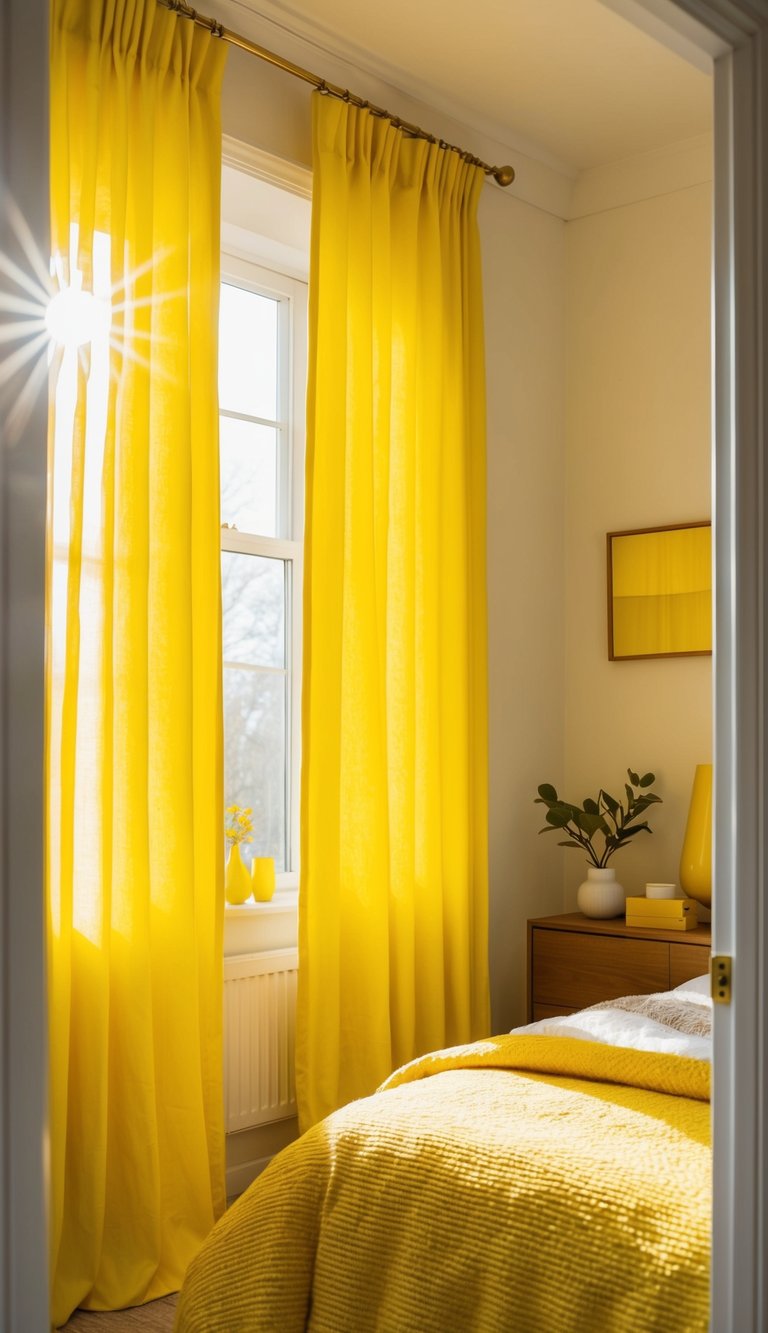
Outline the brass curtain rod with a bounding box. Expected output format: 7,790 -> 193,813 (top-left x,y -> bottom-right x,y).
158,0 -> 515,186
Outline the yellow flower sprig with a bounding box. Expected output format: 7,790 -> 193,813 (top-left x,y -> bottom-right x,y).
225,804 -> 254,847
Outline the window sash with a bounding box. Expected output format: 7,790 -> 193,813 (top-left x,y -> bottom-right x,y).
219,254 -> 306,889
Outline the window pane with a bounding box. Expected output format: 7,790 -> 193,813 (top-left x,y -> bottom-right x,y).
220,417 -> 279,537
224,667 -> 286,872
221,551 -> 285,669
219,283 -> 278,421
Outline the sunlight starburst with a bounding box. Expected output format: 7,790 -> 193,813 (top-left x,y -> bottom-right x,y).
0,192 -> 176,446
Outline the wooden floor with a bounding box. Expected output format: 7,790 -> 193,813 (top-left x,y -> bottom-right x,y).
61,1294 -> 178,1332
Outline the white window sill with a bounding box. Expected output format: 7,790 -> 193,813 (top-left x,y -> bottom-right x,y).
224,889 -> 298,956
225,889 -> 299,918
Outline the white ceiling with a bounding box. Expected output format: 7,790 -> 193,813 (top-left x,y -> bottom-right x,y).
234,0 -> 712,173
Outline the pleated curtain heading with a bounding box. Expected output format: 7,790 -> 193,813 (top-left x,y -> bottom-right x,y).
297,93 -> 491,1130
47,0 -> 227,1322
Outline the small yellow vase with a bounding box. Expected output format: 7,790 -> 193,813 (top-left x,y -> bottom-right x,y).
251,856 -> 276,903
225,843 -> 252,905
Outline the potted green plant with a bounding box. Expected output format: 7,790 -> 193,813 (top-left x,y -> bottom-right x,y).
534,769 -> 662,917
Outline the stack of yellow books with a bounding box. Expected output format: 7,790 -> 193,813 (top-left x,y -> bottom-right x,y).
625,896 -> 699,931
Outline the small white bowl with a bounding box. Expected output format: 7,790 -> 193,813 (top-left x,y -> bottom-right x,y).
645,882 -> 677,899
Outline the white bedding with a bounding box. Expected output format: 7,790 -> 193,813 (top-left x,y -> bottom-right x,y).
511,973 -> 712,1061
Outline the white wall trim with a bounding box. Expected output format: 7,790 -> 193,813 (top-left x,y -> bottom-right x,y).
226,1153 -> 275,1199
222,134 -> 312,198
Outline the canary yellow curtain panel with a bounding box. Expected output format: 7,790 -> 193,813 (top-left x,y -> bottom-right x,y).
297,94 -> 491,1130
47,2 -> 227,1322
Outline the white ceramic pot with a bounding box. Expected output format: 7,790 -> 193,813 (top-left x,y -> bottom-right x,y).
576,866 -> 625,919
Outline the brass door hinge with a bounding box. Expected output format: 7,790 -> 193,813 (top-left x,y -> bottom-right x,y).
711,955 -> 732,1005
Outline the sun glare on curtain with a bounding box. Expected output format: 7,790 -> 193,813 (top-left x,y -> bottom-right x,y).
47,1 -> 227,1322
297,93 -> 491,1130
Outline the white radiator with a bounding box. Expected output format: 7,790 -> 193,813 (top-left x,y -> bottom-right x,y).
223,948 -> 298,1133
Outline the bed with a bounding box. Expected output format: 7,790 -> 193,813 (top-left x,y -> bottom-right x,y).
174,976 -> 711,1332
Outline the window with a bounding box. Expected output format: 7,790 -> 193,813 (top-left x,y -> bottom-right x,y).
219,253 -> 307,885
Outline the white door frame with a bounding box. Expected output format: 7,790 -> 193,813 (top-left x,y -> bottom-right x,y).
2,0 -> 767,1328
708,9 -> 768,1327
0,0 -> 50,1330
620,0 -> 768,1327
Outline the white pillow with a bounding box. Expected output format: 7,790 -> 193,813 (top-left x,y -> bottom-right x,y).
672,973 -> 711,998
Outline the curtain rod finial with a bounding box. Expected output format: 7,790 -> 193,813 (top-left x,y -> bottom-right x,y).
492,165 -> 515,188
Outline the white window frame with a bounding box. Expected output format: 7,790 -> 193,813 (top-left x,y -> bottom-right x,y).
219,253 -> 307,892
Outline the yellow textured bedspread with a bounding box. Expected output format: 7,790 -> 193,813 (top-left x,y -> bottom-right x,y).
175,1036 -> 711,1333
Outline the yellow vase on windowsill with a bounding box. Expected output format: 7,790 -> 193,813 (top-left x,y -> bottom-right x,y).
225,843 -> 252,905
252,856 -> 276,903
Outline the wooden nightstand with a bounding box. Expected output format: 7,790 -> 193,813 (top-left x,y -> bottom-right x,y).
527,912 -> 712,1022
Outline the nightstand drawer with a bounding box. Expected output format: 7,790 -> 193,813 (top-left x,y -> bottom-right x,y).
670,943 -> 710,988
532,929 -> 669,1009
527,914 -> 712,1022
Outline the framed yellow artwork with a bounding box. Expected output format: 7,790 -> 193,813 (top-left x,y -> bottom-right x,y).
607,521 -> 712,661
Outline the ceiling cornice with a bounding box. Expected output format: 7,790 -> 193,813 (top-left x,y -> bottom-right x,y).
218,0 -> 580,176
209,0 -> 713,222
207,0 -> 582,219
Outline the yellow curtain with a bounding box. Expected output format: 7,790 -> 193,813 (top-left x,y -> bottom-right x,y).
47,2 -> 227,1322
297,94 -> 490,1130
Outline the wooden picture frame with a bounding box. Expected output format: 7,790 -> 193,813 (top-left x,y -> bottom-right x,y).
607,521 -> 712,661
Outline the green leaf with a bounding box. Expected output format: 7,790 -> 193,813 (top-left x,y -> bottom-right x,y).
625,783 -> 634,805
583,798 -> 599,815
545,807 -> 572,828
557,842 -> 585,850
626,795 -> 652,816
624,795 -> 661,823
538,783 -> 558,801
639,772 -> 655,787
616,823 -> 650,840
628,769 -> 640,786
574,810 -> 603,837
600,790 -> 619,815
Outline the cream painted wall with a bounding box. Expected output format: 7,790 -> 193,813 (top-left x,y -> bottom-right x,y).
222,48 -> 313,169
563,182 -> 712,911
220,45 -> 568,1034
482,190 -> 566,1029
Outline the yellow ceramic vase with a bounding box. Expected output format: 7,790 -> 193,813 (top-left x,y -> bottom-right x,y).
251,856 -> 276,903
679,763 -> 712,908
225,843 -> 252,905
